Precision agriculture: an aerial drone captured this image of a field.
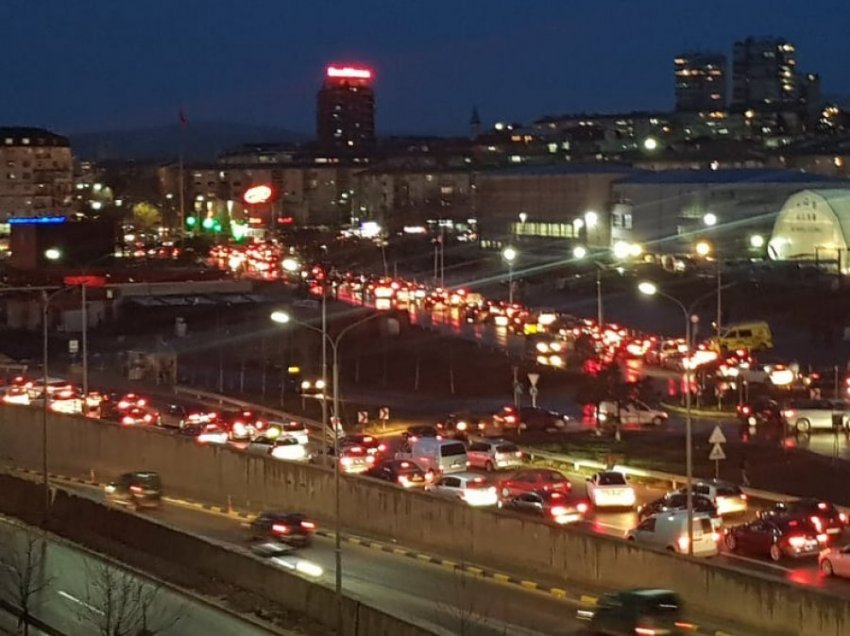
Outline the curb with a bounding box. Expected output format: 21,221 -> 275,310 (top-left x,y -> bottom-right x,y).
661,402 -> 737,420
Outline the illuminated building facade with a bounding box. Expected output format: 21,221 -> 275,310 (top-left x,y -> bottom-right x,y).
317,65 -> 376,152
674,52 -> 726,112
731,37 -> 797,112
0,127 -> 73,219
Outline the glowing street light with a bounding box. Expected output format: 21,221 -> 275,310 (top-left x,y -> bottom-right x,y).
643,136 -> 659,151
518,212 -> 528,224
282,258 -> 300,273
270,311 -> 291,324
750,234 -> 765,249
572,245 -> 588,259
44,248 -> 62,261
695,241 -> 712,257
613,241 -> 631,260
637,281 -> 658,296
703,213 -> 717,227
502,246 -> 518,304
584,210 -> 598,228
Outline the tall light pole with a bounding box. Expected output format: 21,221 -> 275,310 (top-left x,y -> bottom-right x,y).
702,213 -> 722,339
270,308 -> 387,635
638,281 -> 736,556
572,245 -> 605,326
502,246 -> 517,304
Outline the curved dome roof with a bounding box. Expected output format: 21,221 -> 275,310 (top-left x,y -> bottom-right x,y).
768,189 -> 850,262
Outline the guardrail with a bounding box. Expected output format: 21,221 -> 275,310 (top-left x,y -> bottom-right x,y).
521,446 -> 792,505
173,385 -> 332,443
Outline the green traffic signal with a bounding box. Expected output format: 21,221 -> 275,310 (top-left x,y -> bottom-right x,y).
201,217 -> 214,230
186,216 -> 197,227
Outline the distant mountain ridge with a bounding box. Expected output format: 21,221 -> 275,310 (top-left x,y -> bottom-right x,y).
71,122 -> 309,162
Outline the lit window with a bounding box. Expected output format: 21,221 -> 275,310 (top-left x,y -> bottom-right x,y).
21,138 -> 30,145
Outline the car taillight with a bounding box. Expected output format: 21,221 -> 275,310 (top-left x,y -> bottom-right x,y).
424,472 -> 434,483
272,523 -> 290,534
118,400 -> 130,409
505,415 -> 516,423
378,444 -> 387,452
788,535 -> 806,548
121,416 -> 134,425
301,521 -> 316,530
550,506 -> 568,517
129,485 -> 143,494
783,409 -> 796,418
810,516 -> 823,532
840,512 -> 848,524
409,436 -> 418,442
366,455 -> 375,464
677,536 -> 690,552
143,414 -> 152,422
576,502 -> 589,514
742,406 -> 750,414
340,457 -> 353,466
635,628 -> 662,636
817,533 -> 828,544
740,493 -> 747,501
398,475 -> 410,487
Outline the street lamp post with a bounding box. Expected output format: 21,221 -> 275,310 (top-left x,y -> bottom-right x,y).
270,308 -> 385,635
702,213 -> 722,339
573,246 -> 605,326
502,246 -> 517,304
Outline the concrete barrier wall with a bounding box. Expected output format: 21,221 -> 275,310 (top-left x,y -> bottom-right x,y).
1,405 -> 849,636
0,473 -> 435,636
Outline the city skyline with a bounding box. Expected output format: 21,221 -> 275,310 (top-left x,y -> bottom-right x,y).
1,1 -> 849,136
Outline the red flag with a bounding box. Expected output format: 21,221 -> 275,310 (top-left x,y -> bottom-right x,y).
179,106 -> 188,128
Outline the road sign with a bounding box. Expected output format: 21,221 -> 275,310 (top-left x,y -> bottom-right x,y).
709,443 -> 726,461
357,411 -> 369,426
68,339 -> 79,354
527,373 -> 540,387
379,407 -> 390,421
708,426 -> 727,445
513,382 -> 524,395
529,386 -> 539,398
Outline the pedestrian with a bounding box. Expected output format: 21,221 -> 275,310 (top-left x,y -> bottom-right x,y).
740,457 -> 750,487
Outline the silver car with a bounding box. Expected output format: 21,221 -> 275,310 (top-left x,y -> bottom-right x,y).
466,439 -> 523,471
427,472 -> 498,507
782,399 -> 849,433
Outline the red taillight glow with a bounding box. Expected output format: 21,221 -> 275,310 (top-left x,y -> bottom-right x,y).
301,521 -> 316,530
366,455 -> 375,465
818,502 -> 828,510
788,535 -> 806,548
129,485 -> 142,494
635,627 -> 661,635
840,512 -> 848,524
811,516 -> 823,532
550,506 -> 568,517
817,533 -> 828,544
424,472 -> 434,483
272,523 -> 290,534
340,457 -> 353,466
121,416 -> 134,425
576,502 -> 589,514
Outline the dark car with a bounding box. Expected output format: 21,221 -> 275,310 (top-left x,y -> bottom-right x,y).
637,492 -> 719,522
725,516 -> 827,561
581,589 -> 691,635
342,434 -> 388,457
761,499 -> 847,540
105,471 -> 162,510
436,412 -> 485,441
517,407 -> 569,432
401,425 -> 441,443
737,397 -> 781,429
362,459 -> 429,488
498,490 -> 587,524
249,511 -> 316,548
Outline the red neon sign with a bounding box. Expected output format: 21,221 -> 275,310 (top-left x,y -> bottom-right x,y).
243,184 -> 274,205
327,65 -> 372,80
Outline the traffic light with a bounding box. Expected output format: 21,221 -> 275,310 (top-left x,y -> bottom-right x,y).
186,215 -> 197,228
201,217 -> 214,230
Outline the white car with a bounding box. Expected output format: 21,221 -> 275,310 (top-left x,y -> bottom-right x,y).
427,472 -> 499,507
819,544 -> 850,578
627,510 -> 720,557
586,471 -> 636,509
269,437 -> 309,462
598,400 -> 668,427
196,425 -> 229,445
270,420 -> 310,446
465,439 -> 523,471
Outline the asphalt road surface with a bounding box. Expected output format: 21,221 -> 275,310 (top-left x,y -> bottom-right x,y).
0,516 -> 274,636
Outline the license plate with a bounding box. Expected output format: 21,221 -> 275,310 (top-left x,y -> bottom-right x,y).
608,489 -> 622,497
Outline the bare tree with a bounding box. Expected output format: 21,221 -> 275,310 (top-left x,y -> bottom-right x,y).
76,561 -> 182,636
0,531 -> 53,636
434,566 -> 507,636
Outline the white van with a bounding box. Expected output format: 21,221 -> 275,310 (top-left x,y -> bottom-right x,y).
396,438 -> 468,475
626,510 -> 720,557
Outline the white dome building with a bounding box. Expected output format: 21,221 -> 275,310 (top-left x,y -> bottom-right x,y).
768,189 -> 850,273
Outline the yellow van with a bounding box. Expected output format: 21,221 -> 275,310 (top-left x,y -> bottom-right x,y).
711,322 -> 773,352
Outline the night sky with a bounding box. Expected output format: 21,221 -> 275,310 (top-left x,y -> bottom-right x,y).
2,0 -> 848,136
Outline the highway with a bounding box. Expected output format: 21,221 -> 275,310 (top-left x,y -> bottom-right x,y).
0,516 -> 276,636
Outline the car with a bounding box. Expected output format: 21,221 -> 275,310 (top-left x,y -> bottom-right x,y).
342,434 -> 387,457
249,511 -> 316,548
179,410 -> 220,430
119,406 -> 157,426
676,479 -> 748,516
362,459 -> 429,488
491,405 -> 523,431
637,492 -> 719,522
115,393 -> 148,411
195,423 -> 229,445
737,397 -> 782,430
402,425 -> 441,443
105,471 -> 162,510
436,412 -> 485,440
578,589 -> 692,635
265,436 -> 310,462
515,407 -> 569,432
586,471 -> 636,509
224,410 -> 269,441
496,468 -> 571,500
395,438 -> 468,475
465,439 -> 523,471
627,510 -> 720,557
427,472 -> 499,507
498,490 -> 587,523
299,378 -> 326,398
725,516 -> 827,561
157,403 -> 188,428
329,444 -> 376,474
597,400 -> 668,427
710,321 -> 773,352
270,419 -> 310,446
761,499 -> 847,539
781,398 -> 849,433
819,544 -> 850,578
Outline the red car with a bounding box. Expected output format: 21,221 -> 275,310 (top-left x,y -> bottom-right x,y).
497,468 -> 572,500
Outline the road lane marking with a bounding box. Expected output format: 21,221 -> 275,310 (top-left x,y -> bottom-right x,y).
58,590 -> 103,615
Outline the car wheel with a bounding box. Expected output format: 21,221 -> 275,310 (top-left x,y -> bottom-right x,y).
821,559 -> 834,576
769,544 -> 782,562
652,416 -> 664,427
795,419 -> 811,434
485,461 -> 494,472
725,534 -> 736,552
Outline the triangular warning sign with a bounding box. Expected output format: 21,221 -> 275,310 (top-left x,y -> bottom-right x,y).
708,426 -> 727,445
708,443 -> 726,461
